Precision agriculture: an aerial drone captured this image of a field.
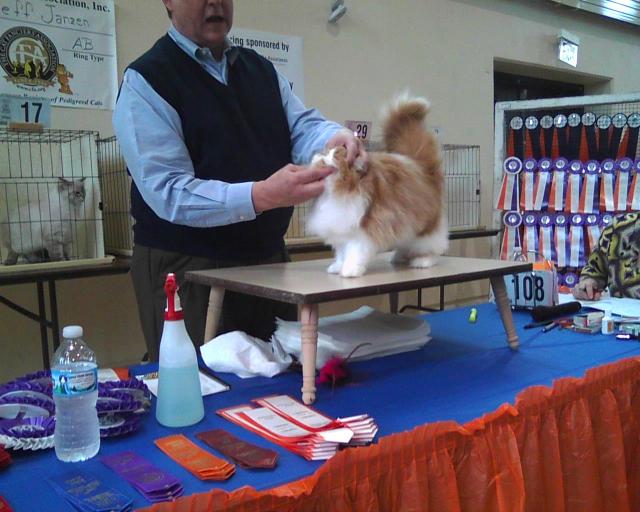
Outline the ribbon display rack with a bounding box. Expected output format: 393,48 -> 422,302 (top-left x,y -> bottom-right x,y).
494,92 -> 640,288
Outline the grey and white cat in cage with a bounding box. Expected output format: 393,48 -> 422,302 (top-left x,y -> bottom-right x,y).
0,177 -> 86,265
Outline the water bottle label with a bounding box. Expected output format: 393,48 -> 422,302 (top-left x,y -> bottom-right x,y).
51,367 -> 97,396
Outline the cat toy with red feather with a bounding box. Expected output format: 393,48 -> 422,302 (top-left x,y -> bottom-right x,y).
316,343 -> 371,391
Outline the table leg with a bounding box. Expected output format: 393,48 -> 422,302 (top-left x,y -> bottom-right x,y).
36,280 -> 50,368
203,286 -> 225,344
490,276 -> 519,349
389,292 -> 399,314
49,280 -> 60,350
300,303 -> 319,404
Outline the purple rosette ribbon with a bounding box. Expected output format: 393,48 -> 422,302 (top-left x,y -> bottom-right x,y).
554,213 -> 569,268
521,159 -> 537,210
503,156 -> 523,174
0,396 -> 55,418
600,213 -> 613,228
497,157 -> 522,211
563,272 -> 579,288
99,379 -> 151,412
99,412 -> 142,438
0,416 -> 55,439
97,390 -> 142,415
565,160 -> 582,213
539,158 -> 553,172
569,214 -> 585,266
523,158 -> 537,172
599,159 -> 616,211
500,211 -> 522,260
601,159 -> 615,173
522,212 -> 538,259
585,213 -> 601,252
614,158 -> 633,211
569,160 -> 583,174
580,160 -> 600,213
538,213 -> 554,262
554,157 -> 569,171
12,370 -> 52,387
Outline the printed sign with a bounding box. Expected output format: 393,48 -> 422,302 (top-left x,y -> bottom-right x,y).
0,0 -> 117,110
0,93 -> 50,125
229,28 -> 304,102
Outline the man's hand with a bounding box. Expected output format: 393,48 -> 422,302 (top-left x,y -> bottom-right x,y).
252,163 -> 334,213
572,277 -> 602,300
326,128 -> 368,167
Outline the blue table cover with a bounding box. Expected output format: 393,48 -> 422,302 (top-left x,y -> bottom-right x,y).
2,303 -> 640,510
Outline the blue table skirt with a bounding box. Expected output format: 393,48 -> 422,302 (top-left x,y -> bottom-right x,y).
2,303 -> 640,511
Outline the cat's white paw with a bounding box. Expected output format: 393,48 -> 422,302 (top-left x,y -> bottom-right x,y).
410,255 -> 437,268
340,262 -> 366,277
327,261 -> 342,274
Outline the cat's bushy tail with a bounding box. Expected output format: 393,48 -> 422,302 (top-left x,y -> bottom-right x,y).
381,93 -> 442,188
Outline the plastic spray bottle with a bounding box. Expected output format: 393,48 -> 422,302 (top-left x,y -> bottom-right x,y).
155,273 -> 205,427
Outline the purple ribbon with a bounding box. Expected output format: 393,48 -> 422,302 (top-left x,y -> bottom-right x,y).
503,156 -> 523,174
554,157 -> 569,171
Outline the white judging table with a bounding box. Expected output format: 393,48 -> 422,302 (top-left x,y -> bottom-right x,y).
186,255 -> 532,404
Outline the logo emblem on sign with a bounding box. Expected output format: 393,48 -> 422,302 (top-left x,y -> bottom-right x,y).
0,26 -> 71,93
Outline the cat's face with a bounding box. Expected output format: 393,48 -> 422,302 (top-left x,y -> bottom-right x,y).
58,177 -> 86,206
313,146 -> 366,194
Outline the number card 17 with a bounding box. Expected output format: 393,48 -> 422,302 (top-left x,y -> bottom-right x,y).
504,270 -> 558,308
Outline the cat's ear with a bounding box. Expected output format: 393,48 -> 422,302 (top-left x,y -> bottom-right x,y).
79,177 -> 86,182
58,177 -> 71,190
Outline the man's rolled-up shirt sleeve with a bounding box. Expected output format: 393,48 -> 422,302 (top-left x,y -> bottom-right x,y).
113,68 -> 257,227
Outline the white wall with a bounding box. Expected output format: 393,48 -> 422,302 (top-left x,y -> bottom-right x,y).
2,0 -> 640,381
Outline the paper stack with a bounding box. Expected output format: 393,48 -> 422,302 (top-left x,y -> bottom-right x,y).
218,394 -> 377,461
272,306 -> 431,368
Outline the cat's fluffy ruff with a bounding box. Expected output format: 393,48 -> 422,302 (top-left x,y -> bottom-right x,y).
307,95 -> 448,277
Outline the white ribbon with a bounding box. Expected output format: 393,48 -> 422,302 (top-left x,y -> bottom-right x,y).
615,172 -> 630,211
600,173 -> 615,211
539,225 -> 553,262
568,224 -> 583,267
629,174 -> 640,210
496,173 -> 518,211
549,171 -> 565,211
533,171 -> 550,210
565,173 -> 581,213
521,171 -> 535,211
555,227 -> 567,268
586,225 -> 601,253
579,174 -> 598,213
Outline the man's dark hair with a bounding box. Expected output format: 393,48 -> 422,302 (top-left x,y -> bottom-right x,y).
165,7 -> 171,18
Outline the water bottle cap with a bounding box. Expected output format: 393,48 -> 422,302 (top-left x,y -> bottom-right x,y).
62,325 -> 83,338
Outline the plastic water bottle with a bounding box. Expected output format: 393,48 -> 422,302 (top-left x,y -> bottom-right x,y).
155,273 -> 204,427
51,325 -> 100,462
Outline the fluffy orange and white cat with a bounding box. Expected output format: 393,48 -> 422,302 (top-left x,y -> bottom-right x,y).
307,94 -> 448,277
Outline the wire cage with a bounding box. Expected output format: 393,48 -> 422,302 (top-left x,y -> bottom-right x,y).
494,92 -> 640,288
0,128 -> 105,267
442,144 -> 481,229
97,136 -> 133,256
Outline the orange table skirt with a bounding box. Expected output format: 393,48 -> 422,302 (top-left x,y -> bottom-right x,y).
141,356 -> 640,512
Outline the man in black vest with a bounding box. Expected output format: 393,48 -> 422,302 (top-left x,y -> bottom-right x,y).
113,0 -> 366,361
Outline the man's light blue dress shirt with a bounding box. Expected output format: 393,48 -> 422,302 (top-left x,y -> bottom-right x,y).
113,26 -> 343,228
